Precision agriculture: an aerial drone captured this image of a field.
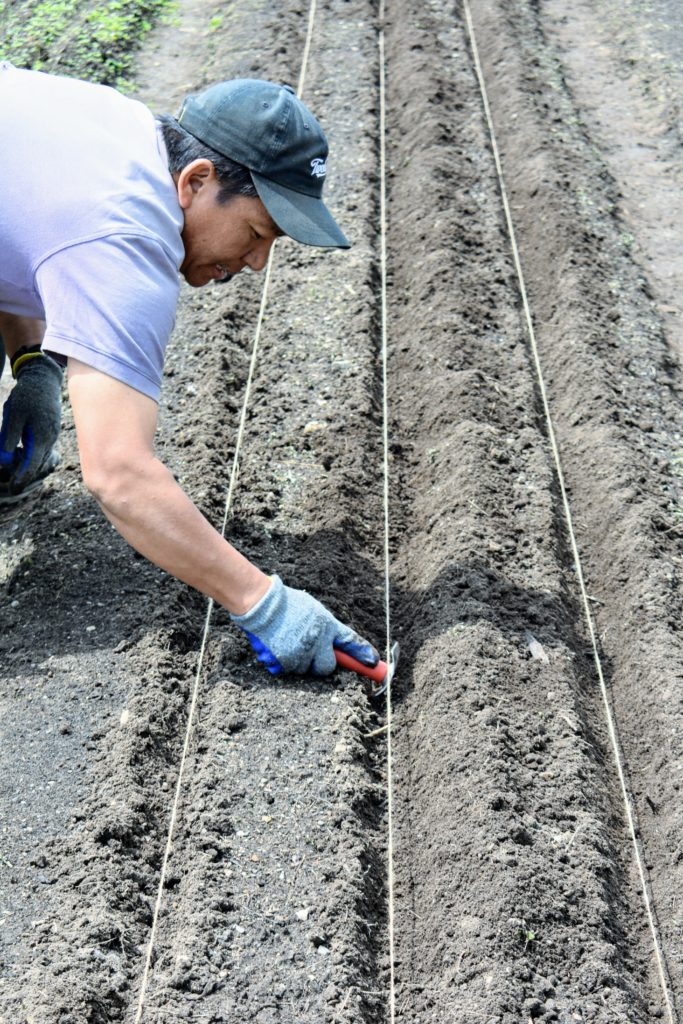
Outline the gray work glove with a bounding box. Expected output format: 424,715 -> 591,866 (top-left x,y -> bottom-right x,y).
231,575 -> 380,676
0,347 -> 63,488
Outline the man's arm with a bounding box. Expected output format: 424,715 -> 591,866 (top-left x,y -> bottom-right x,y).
0,313 -> 46,358
68,358 -> 271,615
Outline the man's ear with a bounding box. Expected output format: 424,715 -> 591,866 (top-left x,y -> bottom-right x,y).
175,159 -> 216,210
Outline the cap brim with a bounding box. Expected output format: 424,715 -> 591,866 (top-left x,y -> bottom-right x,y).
251,172 -> 350,249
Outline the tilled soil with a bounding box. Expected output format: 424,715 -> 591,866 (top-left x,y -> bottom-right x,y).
1,1 -> 683,1022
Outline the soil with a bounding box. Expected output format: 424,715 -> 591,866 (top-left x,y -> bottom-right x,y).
1,0 -> 683,1022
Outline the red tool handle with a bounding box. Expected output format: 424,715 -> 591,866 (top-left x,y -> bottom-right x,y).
335,649 -> 388,683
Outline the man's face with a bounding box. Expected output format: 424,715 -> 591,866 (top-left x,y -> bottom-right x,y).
176,159 -> 282,287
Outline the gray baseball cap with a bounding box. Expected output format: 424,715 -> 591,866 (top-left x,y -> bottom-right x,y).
177,79 -> 350,249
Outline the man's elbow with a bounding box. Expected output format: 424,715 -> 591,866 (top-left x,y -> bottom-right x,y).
80,450 -> 152,515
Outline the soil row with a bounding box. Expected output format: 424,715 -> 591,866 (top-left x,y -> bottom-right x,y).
475,0 -> 683,1013
384,0 -> 679,1020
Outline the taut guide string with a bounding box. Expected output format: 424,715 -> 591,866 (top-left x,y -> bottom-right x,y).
378,2 -> 398,1023
462,2 -> 678,1021
133,3 -> 318,1019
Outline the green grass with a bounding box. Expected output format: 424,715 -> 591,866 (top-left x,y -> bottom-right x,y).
0,0 -> 176,88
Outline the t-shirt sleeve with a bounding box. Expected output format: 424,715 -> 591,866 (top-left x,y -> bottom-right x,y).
36,233 -> 180,401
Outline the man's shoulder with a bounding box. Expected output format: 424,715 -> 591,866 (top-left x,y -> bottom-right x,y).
39,232 -> 182,402
1,66 -> 183,269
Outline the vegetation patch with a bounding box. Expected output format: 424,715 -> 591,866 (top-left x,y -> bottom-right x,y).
0,0 -> 176,88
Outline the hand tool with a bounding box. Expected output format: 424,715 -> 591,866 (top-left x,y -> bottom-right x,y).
335,641 -> 400,698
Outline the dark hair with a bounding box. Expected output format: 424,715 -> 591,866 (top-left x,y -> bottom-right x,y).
156,114 -> 258,205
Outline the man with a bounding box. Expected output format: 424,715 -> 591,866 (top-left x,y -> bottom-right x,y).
0,64 -> 379,677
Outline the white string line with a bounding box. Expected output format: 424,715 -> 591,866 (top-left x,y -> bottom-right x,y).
297,0 -> 317,98
462,3 -> 677,1021
377,5 -> 397,1024
133,5 -> 318,1020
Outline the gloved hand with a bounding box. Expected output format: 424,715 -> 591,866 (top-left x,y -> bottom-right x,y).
0,346 -> 63,488
231,575 -> 380,676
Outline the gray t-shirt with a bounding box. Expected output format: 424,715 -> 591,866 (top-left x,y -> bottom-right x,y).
0,63 -> 185,400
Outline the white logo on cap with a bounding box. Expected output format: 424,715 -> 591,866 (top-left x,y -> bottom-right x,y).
310,157 -> 327,178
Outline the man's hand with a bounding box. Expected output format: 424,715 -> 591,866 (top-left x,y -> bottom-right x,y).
231,575 -> 380,676
0,348 -> 62,487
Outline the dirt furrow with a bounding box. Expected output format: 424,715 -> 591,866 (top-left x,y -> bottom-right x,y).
381,0 -> 676,1020
471,0 -> 683,1011
544,0 -> 683,363
134,3 -> 393,1021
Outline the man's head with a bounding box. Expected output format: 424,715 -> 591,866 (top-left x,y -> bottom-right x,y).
160,79 -> 349,287
159,115 -> 282,286
177,80 -> 348,249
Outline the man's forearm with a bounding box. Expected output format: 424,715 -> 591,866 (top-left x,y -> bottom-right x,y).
93,455 -> 270,615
